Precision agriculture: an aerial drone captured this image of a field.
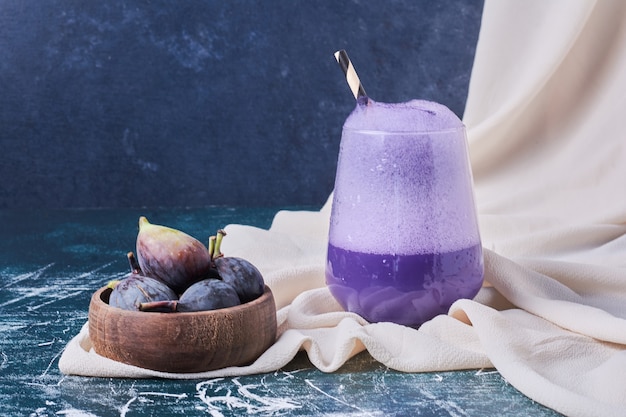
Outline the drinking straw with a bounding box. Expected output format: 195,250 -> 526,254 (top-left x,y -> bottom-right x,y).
334,49 -> 368,102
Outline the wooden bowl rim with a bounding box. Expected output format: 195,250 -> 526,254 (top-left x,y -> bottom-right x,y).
92,284 -> 275,317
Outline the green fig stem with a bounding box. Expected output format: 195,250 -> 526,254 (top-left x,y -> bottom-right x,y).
209,229 -> 227,261
139,300 -> 179,312
127,251 -> 142,274
208,235 -> 216,260
107,280 -> 121,289
214,229 -> 226,258
138,216 -> 150,229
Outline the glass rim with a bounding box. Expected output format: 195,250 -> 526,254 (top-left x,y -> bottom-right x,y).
342,125 -> 466,135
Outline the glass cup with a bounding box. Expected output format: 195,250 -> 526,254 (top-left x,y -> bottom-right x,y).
325,99 -> 484,328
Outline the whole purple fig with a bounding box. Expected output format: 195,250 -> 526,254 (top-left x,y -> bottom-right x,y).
211,230 -> 265,303
109,274 -> 178,311
135,216 -> 211,294
140,279 -> 240,312
214,257 -> 264,303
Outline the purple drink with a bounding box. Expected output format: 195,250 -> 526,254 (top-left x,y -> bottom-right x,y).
326,243 -> 483,328
326,99 -> 483,328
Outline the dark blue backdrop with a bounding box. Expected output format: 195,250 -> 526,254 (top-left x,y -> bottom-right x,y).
0,0 -> 484,209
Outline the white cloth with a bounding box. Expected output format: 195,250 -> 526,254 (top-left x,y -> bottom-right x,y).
59,1 -> 626,416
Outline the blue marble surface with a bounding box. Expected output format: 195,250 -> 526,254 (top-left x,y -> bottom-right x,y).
0,1 -> 484,208
0,207 -> 563,416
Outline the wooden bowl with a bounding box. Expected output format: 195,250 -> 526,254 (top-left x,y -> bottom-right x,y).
88,285 -> 277,373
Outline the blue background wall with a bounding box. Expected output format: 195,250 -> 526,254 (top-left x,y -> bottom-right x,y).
0,0 -> 484,209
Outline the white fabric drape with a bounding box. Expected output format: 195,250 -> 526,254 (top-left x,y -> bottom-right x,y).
60,1 -> 626,415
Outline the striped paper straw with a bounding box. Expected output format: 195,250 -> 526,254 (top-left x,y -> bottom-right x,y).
334,49 -> 367,101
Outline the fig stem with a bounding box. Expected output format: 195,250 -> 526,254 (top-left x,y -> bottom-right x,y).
212,229 -> 226,260
127,251 -> 142,274
138,216 -> 150,229
139,300 -> 179,312
208,235 -> 216,260
107,280 -> 121,289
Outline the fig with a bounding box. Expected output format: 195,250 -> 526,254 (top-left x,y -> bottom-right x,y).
211,230 -> 265,303
135,216 -> 211,294
108,253 -> 178,311
140,279 -> 240,312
